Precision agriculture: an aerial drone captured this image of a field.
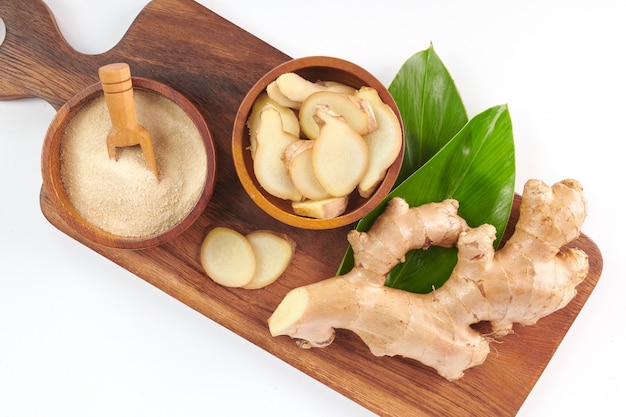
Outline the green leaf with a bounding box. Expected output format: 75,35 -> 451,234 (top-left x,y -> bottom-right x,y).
338,104 -> 516,293
389,44 -> 468,186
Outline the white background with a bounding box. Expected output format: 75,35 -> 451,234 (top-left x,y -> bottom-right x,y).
1,0 -> 624,415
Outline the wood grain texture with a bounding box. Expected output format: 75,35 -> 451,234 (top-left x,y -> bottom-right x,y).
1,1 -> 604,415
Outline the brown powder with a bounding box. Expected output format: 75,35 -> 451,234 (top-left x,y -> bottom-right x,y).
60,90 -> 207,238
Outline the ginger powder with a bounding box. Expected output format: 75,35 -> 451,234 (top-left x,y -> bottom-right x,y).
60,90 -> 207,238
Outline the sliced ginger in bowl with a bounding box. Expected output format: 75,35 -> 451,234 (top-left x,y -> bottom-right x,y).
298,90 -> 377,139
246,73 -> 402,221
354,87 -> 404,198
311,105 -> 370,197
234,58 -> 405,228
247,92 -> 300,158
253,107 -> 303,201
283,140 -> 332,201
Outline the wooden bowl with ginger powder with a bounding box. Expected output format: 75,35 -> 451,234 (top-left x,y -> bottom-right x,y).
41,77 -> 217,249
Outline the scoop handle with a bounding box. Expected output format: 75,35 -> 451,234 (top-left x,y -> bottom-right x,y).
98,63 -> 159,180
99,63 -> 140,131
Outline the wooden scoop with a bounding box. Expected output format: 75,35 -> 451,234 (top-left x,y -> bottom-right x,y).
98,63 -> 159,180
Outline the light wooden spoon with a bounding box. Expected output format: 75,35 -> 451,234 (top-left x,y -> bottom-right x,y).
98,63 -> 159,180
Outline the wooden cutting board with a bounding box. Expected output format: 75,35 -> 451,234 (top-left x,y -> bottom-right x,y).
0,1 -> 604,415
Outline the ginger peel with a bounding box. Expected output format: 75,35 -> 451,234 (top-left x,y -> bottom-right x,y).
268,179 -> 589,380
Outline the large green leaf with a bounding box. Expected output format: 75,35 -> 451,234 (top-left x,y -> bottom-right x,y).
339,104 -> 516,293
389,44 -> 468,186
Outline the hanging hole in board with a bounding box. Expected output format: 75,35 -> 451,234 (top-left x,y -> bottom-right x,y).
0,17 -> 5,47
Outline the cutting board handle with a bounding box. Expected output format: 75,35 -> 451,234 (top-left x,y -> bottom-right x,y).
0,0 -> 108,109
1,0 -> 289,115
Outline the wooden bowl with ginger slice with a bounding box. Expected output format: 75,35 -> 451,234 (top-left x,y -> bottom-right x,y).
232,56 -> 405,229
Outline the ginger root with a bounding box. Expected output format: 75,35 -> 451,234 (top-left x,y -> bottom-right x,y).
268,179 -> 589,380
